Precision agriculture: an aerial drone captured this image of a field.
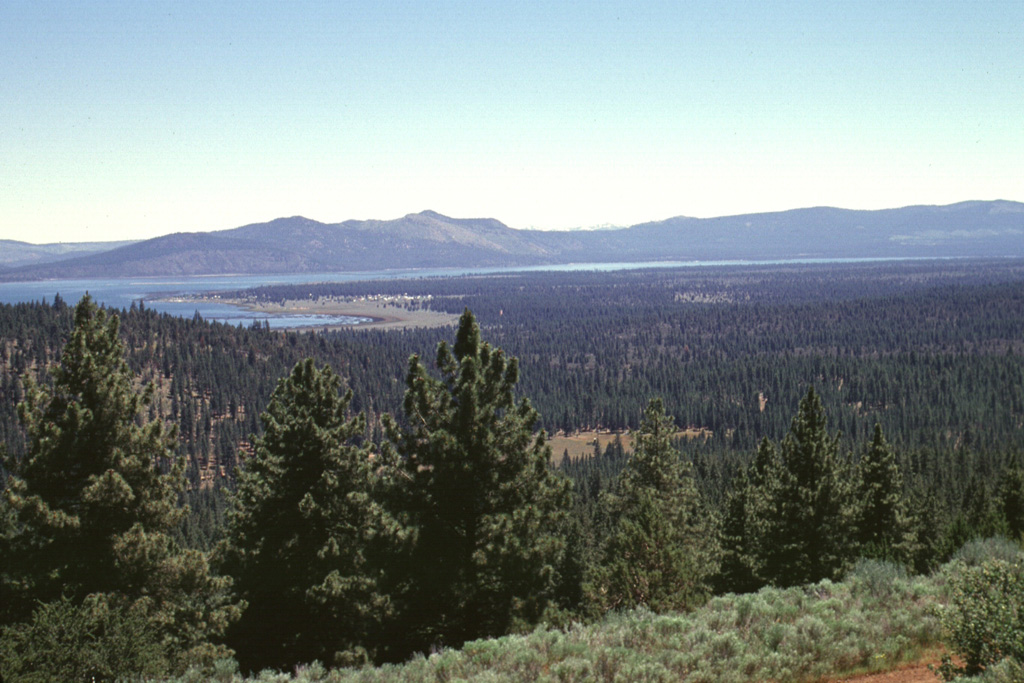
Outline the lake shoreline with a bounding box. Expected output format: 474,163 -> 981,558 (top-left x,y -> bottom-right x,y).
0,257 -> 975,330
175,295 -> 459,331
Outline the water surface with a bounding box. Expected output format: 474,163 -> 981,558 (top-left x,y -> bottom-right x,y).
0,258 -> 925,329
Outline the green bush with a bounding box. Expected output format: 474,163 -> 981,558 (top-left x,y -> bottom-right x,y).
845,558 -> 908,599
952,537 -> 1023,567
0,595 -> 169,682
151,561 -> 946,682
938,558 -> 1024,679
948,658 -> 1024,683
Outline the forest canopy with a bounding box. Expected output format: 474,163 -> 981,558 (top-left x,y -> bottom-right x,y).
2,259 -> 1024,678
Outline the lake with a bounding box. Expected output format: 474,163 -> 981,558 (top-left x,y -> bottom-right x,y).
0,258 -> 921,329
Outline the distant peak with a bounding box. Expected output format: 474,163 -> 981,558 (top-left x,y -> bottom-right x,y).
408,210 -> 448,219
271,215 -> 318,224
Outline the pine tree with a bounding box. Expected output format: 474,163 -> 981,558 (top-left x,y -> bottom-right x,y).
855,424 -> 914,562
587,398 -> 719,613
716,471 -> 752,594
906,486 -> 946,574
755,387 -> 855,586
220,358 -> 403,671
999,466 -> 1024,540
385,309 -> 572,651
1,295 -> 236,669
961,473 -> 1002,539
717,475 -> 758,594
716,437 -> 780,593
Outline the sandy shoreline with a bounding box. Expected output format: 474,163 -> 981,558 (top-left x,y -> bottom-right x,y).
181,296 -> 459,331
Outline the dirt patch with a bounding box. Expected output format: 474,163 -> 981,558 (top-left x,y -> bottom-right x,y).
829,660 -> 940,683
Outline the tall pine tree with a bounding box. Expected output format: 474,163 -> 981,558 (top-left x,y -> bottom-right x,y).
753,387 -> 855,587
1,295 -> 236,669
587,398 -> 719,613
385,309 -> 572,651
716,438 -> 779,594
999,466 -> 1024,541
220,358 -> 404,671
855,423 -> 915,562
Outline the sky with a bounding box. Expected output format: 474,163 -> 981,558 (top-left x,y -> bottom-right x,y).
1,1 -> 1022,244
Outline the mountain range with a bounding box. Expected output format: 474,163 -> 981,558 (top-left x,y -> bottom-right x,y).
0,239 -> 138,271
2,201 -> 1022,280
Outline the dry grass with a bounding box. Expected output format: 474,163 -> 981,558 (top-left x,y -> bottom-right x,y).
549,428 -> 711,463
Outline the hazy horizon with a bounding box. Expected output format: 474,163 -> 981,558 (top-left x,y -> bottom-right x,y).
3,198 -> 1022,247
3,1 -> 1022,243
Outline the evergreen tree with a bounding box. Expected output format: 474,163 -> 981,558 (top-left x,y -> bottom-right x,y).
220,358 -> 403,671
385,309 -> 572,651
855,424 -> 914,562
755,387 -> 855,586
0,295 -> 236,669
906,486 -> 946,574
961,473 -> 1003,539
587,398 -> 719,613
999,466 -> 1024,541
717,438 -> 779,594
716,472 -> 759,594
716,470 -> 752,594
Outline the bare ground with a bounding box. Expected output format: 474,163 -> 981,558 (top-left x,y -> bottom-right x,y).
828,659 -> 941,683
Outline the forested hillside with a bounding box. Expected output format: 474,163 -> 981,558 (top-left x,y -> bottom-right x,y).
1,260 -> 1021,549
2,260 -> 1024,679
3,260 -> 1023,490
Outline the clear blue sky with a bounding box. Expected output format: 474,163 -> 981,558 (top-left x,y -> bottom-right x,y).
2,0 -> 1022,243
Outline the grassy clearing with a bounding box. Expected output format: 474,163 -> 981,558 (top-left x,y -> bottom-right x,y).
549,429 -> 710,463
168,560 -> 946,683
548,432 -> 633,463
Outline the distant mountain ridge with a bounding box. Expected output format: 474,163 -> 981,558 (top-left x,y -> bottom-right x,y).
0,239 -> 138,271
2,201 -> 1022,280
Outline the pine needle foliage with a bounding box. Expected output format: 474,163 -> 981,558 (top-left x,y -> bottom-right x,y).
999,467 -> 1024,541
732,387 -> 857,589
717,437 -> 779,594
856,423 -> 916,562
587,397 -> 719,613
220,358 -> 403,671
384,309 -> 573,652
0,294 -> 237,671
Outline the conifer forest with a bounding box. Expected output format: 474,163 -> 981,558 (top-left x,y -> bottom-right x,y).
2,259 -> 1024,681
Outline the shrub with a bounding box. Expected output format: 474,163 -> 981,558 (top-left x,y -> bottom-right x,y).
0,595 -> 168,682
947,658 -> 1024,683
952,537 -> 1023,567
153,560 -> 948,682
171,657 -> 242,683
938,558 -> 1024,679
845,558 -> 908,599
